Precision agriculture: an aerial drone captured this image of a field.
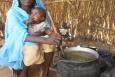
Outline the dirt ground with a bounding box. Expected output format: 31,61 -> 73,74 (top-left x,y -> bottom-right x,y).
66,37 -> 115,54
0,66 -> 58,77
0,66 -> 13,77
0,37 -> 115,77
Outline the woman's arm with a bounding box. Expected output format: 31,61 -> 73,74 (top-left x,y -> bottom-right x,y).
25,34 -> 60,45
29,31 -> 46,36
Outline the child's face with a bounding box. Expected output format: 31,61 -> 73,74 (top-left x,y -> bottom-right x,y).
30,9 -> 45,24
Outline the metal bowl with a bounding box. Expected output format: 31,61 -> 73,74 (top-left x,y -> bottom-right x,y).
63,45 -> 99,63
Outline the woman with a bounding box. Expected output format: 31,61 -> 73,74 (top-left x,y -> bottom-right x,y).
0,0 -> 60,77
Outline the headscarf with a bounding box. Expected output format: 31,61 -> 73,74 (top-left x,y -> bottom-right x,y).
0,0 -> 48,70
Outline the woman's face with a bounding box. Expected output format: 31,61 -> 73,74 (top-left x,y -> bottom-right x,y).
20,0 -> 35,6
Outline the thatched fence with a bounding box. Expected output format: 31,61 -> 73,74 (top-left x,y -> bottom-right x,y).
0,0 -> 11,24
0,0 -> 115,45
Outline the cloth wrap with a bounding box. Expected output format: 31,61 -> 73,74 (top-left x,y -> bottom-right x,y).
0,0 -> 49,70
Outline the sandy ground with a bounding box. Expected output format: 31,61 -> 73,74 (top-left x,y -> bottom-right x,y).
0,66 -> 13,77
0,37 -> 114,77
0,65 -> 58,77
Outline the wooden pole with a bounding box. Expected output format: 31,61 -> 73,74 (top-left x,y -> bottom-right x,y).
47,11 -> 57,33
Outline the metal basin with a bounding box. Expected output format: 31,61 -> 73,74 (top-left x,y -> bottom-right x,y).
63,46 -> 99,63
56,46 -> 101,77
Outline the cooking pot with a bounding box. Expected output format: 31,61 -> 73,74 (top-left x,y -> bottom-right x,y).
63,45 -> 99,62
56,46 -> 102,77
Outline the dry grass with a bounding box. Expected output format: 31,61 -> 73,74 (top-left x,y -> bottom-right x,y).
0,1 -> 11,23
0,0 -> 115,46
44,0 -> 115,45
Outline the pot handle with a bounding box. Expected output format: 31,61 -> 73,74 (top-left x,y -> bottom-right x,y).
79,45 -> 97,51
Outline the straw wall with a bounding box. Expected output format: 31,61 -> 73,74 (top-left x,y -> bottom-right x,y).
0,0 -> 115,45
44,0 -> 115,45
0,0 -> 10,23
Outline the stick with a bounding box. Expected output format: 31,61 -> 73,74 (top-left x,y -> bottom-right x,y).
47,11 -> 65,57
47,11 -> 57,33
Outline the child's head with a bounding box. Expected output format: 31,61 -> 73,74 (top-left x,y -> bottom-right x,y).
27,7 -> 46,24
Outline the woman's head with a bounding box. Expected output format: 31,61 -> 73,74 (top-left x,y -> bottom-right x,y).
19,0 -> 35,7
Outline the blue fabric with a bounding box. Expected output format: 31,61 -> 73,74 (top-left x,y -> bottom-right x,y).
0,0 -> 48,70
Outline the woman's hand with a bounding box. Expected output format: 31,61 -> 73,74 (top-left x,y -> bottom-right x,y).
46,36 -> 61,45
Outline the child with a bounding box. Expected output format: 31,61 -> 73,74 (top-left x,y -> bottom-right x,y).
26,6 -> 48,35
23,7 -> 54,67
